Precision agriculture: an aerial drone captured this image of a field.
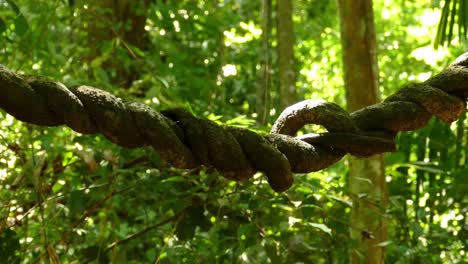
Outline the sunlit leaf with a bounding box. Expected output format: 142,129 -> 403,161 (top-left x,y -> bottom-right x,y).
308,223 -> 332,236
162,176 -> 185,183
326,195 -> 352,207
375,240 -> 392,247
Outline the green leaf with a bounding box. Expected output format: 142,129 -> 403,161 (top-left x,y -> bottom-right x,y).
162,176 -> 186,183
354,177 -> 373,185
14,14 -> 28,36
295,186 -> 314,194
274,204 -> 293,211
375,240 -> 392,247
308,223 -> 332,236
326,195 -> 352,207
225,115 -> 255,127
154,76 -> 169,89
51,181 -> 64,193
409,162 -> 446,174
132,46 -> 146,57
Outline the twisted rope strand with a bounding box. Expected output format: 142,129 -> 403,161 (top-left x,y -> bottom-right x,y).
1,53 -> 467,192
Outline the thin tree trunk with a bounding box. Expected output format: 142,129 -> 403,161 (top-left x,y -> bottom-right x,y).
455,112 -> 466,168
414,133 -> 426,246
336,1 -> 387,263
257,0 -> 272,125
276,0 -> 297,110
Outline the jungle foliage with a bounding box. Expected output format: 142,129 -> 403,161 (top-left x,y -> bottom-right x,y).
0,0 -> 466,263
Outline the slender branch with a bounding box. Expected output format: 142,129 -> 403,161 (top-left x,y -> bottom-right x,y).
106,209 -> 186,251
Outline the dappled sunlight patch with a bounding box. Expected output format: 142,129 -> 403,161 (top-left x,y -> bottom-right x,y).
222,64 -> 237,77
411,46 -> 450,66
224,21 -> 262,46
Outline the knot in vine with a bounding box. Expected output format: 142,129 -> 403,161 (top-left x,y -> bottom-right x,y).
0,52 -> 467,192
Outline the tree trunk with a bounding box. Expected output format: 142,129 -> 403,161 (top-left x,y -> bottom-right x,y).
276,0 -> 297,110
336,0 -> 387,263
257,0 -> 272,125
83,0 -> 150,88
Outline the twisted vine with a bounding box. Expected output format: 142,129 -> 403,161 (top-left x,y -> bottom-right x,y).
1,53 -> 467,192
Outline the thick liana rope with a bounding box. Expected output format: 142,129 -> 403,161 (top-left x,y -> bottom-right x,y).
1,53 -> 467,192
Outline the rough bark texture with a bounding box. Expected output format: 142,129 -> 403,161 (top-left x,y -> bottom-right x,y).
277,0 -> 297,109
337,0 -> 387,263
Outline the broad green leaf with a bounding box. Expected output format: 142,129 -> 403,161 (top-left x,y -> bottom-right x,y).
14,14 -> 28,36
308,223 -> 332,236
51,181 -> 64,193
